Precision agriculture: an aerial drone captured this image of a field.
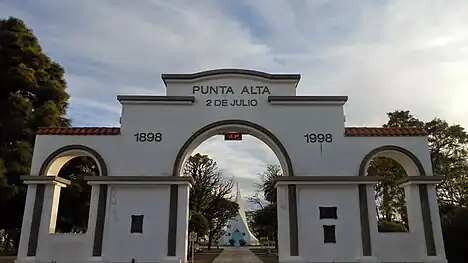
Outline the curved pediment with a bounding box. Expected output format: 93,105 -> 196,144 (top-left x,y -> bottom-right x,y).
161,68 -> 301,86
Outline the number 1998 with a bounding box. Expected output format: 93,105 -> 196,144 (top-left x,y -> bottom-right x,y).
304,133 -> 332,143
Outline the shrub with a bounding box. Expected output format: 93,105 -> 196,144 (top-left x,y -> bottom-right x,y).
228,238 -> 235,246
377,220 -> 408,232
239,239 -> 246,246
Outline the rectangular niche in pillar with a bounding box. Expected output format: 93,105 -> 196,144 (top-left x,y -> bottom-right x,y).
319,206 -> 338,219
323,225 -> 336,243
130,215 -> 144,233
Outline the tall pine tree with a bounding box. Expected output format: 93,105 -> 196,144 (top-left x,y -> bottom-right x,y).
0,16 -> 71,234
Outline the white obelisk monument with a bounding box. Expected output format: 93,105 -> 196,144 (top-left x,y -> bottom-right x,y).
219,181 -> 260,246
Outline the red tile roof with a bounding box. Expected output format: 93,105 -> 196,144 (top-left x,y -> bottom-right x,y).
36,127 -> 121,135
36,127 -> 427,137
344,127 -> 427,137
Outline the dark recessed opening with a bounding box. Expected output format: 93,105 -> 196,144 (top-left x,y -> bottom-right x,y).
130,215 -> 144,233
323,225 -> 336,243
319,206 -> 338,219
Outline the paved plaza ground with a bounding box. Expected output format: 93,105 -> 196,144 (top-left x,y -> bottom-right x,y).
0,247 -> 277,263
212,247 -> 265,263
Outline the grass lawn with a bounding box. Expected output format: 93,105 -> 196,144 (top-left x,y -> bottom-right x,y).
0,248 -> 224,263
0,251 -> 224,263
192,248 -> 223,263
0,256 -> 15,263
250,248 -> 278,263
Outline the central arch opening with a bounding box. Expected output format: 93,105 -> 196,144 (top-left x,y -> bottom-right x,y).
173,120 -> 293,178
169,120 -> 298,260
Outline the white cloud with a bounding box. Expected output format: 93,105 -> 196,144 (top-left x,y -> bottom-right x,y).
2,0 -> 468,197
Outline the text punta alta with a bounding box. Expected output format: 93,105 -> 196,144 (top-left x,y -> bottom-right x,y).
192,85 -> 271,95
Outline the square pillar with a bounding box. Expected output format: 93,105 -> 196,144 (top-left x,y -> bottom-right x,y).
17,184 -> 38,258
175,184 -> 190,261
40,182 -> 64,234
276,185 -> 290,261
401,183 -> 426,255
85,184 -> 104,258
86,185 -> 101,234
17,176 -> 71,261
397,176 -> 447,263
425,185 -> 447,259
362,184 -> 380,262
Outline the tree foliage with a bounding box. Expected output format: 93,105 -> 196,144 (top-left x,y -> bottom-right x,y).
369,157 -> 409,230
0,16 -> 71,237
254,164 -> 281,203
183,153 -> 239,248
54,156 -> 98,233
250,203 -> 277,242
367,110 -> 468,260
440,205 -> 468,263
249,164 -> 281,245
369,110 -> 468,232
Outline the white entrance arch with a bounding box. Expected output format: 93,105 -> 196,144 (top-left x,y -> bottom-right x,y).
16,69 -> 447,263
168,119 -> 298,259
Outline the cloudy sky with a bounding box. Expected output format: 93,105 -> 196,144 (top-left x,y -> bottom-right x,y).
2,0 -> 468,200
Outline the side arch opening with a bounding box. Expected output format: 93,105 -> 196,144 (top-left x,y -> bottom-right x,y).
38,145 -> 108,234
357,145 -> 430,256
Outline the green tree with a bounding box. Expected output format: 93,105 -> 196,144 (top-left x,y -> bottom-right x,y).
381,110 -> 468,207
368,158 -> 408,230
369,110 -> 468,232
440,204 -> 468,263
250,203 -> 277,243
249,164 -> 281,247
0,16 -> 71,245
54,156 -> 98,233
183,153 -> 239,249
255,164 -> 282,203
205,198 -> 238,248
188,211 -> 209,237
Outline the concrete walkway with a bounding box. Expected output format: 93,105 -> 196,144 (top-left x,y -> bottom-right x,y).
212,247 -> 263,263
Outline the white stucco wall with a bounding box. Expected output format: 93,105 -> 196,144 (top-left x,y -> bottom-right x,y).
102,185 -> 170,262
297,185 -> 361,262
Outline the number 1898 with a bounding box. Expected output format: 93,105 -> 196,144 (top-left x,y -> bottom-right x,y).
134,132 -> 163,142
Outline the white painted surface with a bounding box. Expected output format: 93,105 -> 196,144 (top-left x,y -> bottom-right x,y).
16,70 -> 447,263
297,185 -> 361,262
219,182 -> 259,246
103,185 -> 171,262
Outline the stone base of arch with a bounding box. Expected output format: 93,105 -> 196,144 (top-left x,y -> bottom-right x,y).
16,174 -> 448,263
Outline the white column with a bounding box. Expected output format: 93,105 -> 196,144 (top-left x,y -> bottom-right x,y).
17,185 -> 38,258
86,184 -> 101,255
41,184 -> 63,234
175,184 -> 190,261
35,182 -> 64,259
365,184 -> 380,255
402,184 -> 426,257
276,185 -> 290,261
426,185 -> 447,261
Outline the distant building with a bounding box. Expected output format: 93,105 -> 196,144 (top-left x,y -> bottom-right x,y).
219,182 -> 259,246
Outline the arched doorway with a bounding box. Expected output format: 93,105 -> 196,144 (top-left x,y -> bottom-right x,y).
26,145 -> 108,257
168,119 -> 298,257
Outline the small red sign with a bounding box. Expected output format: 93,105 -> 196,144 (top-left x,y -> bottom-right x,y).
224,133 -> 243,141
